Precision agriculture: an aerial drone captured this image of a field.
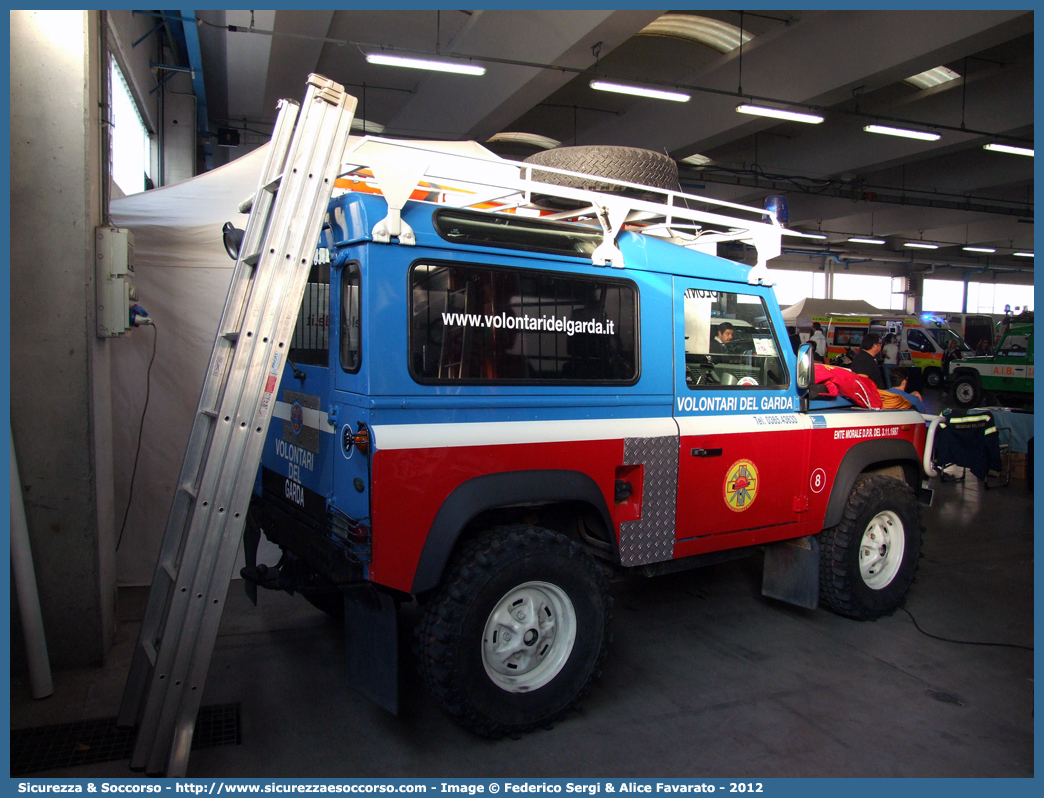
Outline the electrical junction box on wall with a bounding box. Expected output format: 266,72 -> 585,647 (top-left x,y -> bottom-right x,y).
96,226 -> 136,337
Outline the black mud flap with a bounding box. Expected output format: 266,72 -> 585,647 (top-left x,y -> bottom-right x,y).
344,586 -> 399,715
241,509 -> 262,606
761,535 -> 820,610
918,481 -> 934,506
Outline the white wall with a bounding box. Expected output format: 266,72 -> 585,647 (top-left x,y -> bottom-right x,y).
10,10 -> 114,668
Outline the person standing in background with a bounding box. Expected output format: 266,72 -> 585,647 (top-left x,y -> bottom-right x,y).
851,333 -> 886,388
810,321 -> 827,362
881,333 -> 899,386
788,326 -> 802,355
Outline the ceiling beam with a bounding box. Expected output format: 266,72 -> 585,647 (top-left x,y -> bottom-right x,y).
383,10 -> 661,140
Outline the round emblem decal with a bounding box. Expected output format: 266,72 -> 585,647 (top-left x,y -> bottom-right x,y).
724,459 -> 759,512
290,401 -> 304,435
737,376 -> 759,386
810,468 -> 827,494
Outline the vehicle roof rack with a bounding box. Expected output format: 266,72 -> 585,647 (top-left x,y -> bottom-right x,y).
337,136 -> 784,284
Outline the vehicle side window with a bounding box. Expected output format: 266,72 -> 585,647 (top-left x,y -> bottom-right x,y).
683,288 -> 786,389
409,261 -> 638,384
906,329 -> 934,353
998,333 -> 1029,356
290,260 -> 330,367
833,326 -> 865,348
340,261 -> 361,373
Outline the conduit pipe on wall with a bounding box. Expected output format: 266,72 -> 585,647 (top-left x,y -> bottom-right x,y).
10,431 -> 54,699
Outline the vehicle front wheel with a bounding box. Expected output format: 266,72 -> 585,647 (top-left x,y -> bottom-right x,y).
819,475 -> 923,621
951,373 -> 983,409
417,525 -> 612,738
923,367 -> 943,389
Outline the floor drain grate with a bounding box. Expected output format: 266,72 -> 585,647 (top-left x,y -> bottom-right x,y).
10,703 -> 241,776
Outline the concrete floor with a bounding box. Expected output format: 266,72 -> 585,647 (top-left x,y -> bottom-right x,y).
11,405 -> 1034,778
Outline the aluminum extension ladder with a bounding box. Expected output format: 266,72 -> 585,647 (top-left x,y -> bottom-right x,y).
117,74 -> 356,777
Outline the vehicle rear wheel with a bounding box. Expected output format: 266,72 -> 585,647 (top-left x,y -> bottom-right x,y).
924,367 -> 943,389
417,525 -> 612,738
951,373 -> 983,409
819,475 -> 923,621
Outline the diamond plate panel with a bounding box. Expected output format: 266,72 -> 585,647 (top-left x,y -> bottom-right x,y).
619,435 -> 679,566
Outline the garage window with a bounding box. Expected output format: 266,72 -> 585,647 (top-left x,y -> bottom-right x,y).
110,58 -> 151,196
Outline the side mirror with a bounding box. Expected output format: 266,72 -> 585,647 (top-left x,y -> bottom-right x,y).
222,222 -> 246,261
796,343 -> 814,390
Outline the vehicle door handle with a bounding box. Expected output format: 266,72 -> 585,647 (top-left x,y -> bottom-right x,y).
691,447 -> 723,457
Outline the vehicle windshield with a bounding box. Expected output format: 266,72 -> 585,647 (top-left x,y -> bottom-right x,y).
927,327 -> 972,352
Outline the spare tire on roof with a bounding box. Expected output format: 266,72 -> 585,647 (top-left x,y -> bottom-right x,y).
522,145 -> 681,209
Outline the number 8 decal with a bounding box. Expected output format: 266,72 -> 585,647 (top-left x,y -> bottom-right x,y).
810,467 -> 826,493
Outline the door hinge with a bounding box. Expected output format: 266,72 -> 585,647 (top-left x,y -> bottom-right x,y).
793,495 -> 809,512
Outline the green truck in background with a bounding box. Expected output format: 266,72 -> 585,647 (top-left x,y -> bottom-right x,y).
950,318 -> 1034,408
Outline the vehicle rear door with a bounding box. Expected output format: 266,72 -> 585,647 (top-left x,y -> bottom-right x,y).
331,257 -> 372,526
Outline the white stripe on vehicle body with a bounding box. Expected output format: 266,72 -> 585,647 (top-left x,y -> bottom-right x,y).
372,410 -> 921,452
803,410 -> 926,430
372,416 -> 679,451
273,401 -> 334,433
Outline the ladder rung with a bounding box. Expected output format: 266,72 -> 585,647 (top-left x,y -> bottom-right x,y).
263,173 -> 283,193
179,483 -> 198,499
142,639 -> 157,668
201,408 -> 218,419
161,560 -> 176,582
222,331 -> 240,342
243,252 -> 261,267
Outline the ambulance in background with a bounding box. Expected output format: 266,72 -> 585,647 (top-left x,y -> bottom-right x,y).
817,312 -> 971,388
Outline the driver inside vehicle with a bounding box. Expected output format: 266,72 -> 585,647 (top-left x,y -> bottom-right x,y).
710,322 -> 734,354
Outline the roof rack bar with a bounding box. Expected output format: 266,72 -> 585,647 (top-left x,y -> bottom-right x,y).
339,136 -> 782,282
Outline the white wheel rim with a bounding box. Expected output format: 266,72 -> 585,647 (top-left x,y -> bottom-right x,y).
955,382 -> 975,403
859,510 -> 905,589
481,581 -> 576,693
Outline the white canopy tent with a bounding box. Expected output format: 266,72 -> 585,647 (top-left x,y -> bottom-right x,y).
780,297 -> 886,329
108,136 -> 505,584
110,146 -> 268,584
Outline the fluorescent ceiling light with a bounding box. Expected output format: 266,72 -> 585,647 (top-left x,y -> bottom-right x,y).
783,230 -> 828,240
736,104 -> 824,124
983,142 -> 1034,157
904,66 -> 960,90
680,153 -> 712,166
1013,251 -> 1034,258
962,246 -> 996,253
590,80 -> 690,102
848,237 -> 887,245
864,124 -> 940,142
365,53 -> 485,76
487,132 -> 560,150
904,242 -> 939,249
638,14 -> 752,54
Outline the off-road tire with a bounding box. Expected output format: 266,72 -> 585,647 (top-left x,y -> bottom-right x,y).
923,367 -> 943,389
951,373 -> 983,409
523,146 -> 681,209
819,475 -> 923,621
416,525 -> 612,738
